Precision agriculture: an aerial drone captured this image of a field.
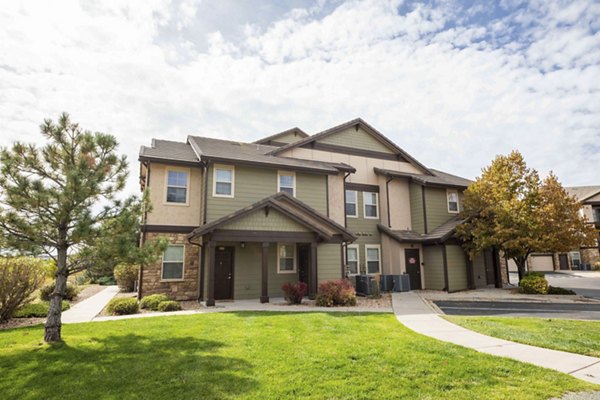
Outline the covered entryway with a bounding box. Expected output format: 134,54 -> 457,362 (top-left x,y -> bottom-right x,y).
404,249 -> 421,290
214,246 -> 234,300
559,254 -> 569,270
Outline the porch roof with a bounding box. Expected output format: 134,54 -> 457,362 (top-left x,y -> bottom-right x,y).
378,216 -> 463,244
188,192 -> 356,244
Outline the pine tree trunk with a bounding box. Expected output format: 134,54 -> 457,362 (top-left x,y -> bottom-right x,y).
44,246 -> 67,343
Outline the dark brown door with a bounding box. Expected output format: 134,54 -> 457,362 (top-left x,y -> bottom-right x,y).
484,250 -> 495,285
298,245 -> 310,284
214,247 -> 234,300
405,249 -> 422,290
559,254 -> 569,270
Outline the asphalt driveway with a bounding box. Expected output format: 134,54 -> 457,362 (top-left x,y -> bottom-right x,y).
509,271 -> 600,300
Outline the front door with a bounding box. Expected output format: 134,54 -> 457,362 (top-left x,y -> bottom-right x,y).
214,246 -> 234,300
298,245 -> 310,285
404,249 -> 422,290
484,250 -> 495,285
559,254 -> 569,270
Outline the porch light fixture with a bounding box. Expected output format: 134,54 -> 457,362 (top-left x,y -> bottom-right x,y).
241,242 -> 246,248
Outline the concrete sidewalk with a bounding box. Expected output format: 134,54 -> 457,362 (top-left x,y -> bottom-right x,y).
392,292 -> 600,384
62,285 -> 119,323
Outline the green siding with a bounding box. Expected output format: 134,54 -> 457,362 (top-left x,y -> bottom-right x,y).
425,187 -> 455,231
409,183 -> 424,234
296,173 -> 327,214
273,131 -> 305,144
318,127 -> 394,153
346,189 -> 381,271
318,244 -> 342,283
446,245 -> 468,292
221,209 -> 309,232
423,245 -> 445,290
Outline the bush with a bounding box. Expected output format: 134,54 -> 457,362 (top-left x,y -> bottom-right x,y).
593,262 -> 600,271
0,257 -> 47,322
157,300 -> 182,312
519,272 -> 549,294
94,275 -> 116,286
369,278 -> 381,299
282,282 -> 308,304
548,286 -> 576,295
13,301 -> 70,318
114,264 -> 139,292
140,294 -> 171,310
315,279 -> 357,307
39,282 -> 79,302
106,297 -> 138,315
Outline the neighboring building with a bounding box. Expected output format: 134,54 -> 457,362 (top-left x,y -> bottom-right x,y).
138,118 -> 505,305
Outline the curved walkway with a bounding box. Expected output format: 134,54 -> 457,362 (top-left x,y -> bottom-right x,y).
392,292 -> 600,384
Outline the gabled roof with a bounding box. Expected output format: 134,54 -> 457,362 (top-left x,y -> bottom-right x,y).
139,139 -> 199,165
188,192 -> 356,243
186,136 -> 355,174
378,216 -> 463,244
253,127 -> 309,146
374,167 -> 472,189
565,186 -> 600,202
268,118 -> 433,175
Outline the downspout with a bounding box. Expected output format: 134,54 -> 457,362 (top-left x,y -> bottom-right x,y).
138,161 -> 151,300
198,160 -> 209,301
421,184 -> 428,234
343,172 -> 351,228
386,176 -> 393,228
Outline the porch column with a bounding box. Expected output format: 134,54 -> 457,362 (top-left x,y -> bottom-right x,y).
206,240 -> 216,307
309,242 -> 318,299
492,247 -> 502,288
260,242 -> 269,303
464,250 -> 475,290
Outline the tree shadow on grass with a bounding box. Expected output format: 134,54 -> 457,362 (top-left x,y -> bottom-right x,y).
1,334 -> 257,400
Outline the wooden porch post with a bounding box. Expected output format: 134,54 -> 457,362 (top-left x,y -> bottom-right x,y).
206,240 -> 216,307
492,247 -> 502,288
309,242 -> 318,299
260,242 -> 269,303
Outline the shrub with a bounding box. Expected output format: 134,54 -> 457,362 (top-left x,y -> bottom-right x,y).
315,279 -> 357,307
114,264 -> 139,292
548,286 -> 576,295
157,300 -> 182,312
0,257 -> 47,322
369,278 -> 381,299
140,294 -> 171,310
95,275 -> 116,286
519,272 -> 549,294
106,297 -> 138,315
593,262 -> 600,271
39,282 -> 79,302
13,301 -> 70,318
282,282 -> 308,304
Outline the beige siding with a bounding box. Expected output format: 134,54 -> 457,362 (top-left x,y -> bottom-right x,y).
221,209 -> 310,232
146,163 -> 203,226
473,252 -> 487,288
327,173 -> 345,224
529,255 -> 554,271
409,183 -> 425,234
296,172 -> 327,214
318,126 -> 395,153
381,237 -> 423,278
446,245 -> 468,292
423,245 -> 445,290
388,178 -> 412,230
318,244 -> 342,283
425,187 -> 455,231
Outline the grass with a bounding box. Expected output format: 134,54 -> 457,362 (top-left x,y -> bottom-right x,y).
446,316 -> 600,357
0,312 -> 596,400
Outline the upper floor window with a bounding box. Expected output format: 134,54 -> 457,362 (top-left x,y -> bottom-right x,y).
363,192 -> 379,219
345,190 -> 358,217
593,207 -> 600,223
447,189 -> 459,213
166,170 -> 189,204
365,245 -> 381,275
346,245 -> 359,276
278,172 -> 295,196
213,166 -> 234,198
277,243 -> 296,274
162,245 -> 184,280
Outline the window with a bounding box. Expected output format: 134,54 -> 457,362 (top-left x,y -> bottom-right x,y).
363,192 -> 378,219
213,166 -> 234,197
447,189 -> 459,213
162,245 -> 184,280
166,170 -> 188,204
346,245 -> 359,275
277,244 -> 296,273
593,207 -> 600,223
365,245 -> 381,275
345,190 -> 357,217
570,251 -> 581,267
278,172 -> 295,196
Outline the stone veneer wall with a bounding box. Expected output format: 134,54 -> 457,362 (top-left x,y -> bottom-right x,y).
140,232 -> 200,300
581,248 -> 600,267
499,254 -> 508,284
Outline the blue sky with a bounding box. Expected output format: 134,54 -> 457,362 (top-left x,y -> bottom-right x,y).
1,0 -> 598,196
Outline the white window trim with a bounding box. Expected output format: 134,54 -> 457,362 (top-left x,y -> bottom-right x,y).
164,167 -> 190,206
277,171 -> 296,197
363,192 -> 379,219
161,244 -> 185,282
365,244 -> 381,275
346,190 -> 358,218
447,189 -> 459,214
212,164 -> 235,198
346,244 -> 360,276
277,243 -> 297,274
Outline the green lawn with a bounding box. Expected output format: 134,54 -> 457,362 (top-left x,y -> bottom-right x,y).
0,312 -> 596,400
446,316 -> 600,357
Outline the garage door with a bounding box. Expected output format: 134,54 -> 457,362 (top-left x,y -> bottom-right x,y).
528,255 -> 554,272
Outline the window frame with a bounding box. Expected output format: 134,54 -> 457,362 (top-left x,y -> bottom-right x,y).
161,244 -> 185,281
164,168 -> 190,206
363,192 -> 379,219
212,164 -> 235,198
346,244 -> 360,276
345,190 -> 358,218
447,189 -> 459,214
277,243 -> 297,274
365,245 -> 381,275
277,171 -> 296,197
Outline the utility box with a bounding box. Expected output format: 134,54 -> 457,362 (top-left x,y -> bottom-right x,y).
391,274 -> 411,292
355,275 -> 374,296
379,275 -> 395,292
